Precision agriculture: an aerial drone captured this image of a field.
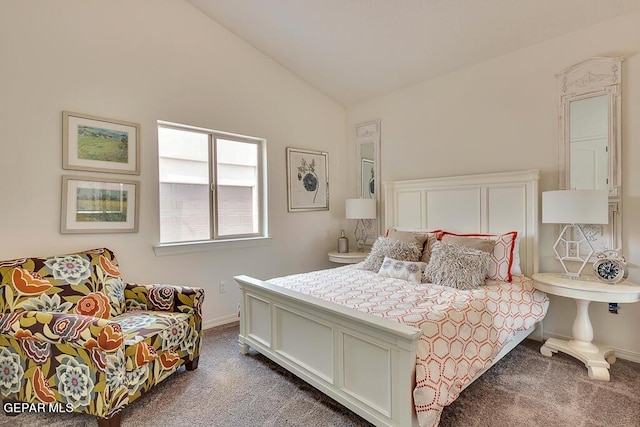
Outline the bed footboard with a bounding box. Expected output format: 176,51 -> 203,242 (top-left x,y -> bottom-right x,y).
234,275 -> 423,427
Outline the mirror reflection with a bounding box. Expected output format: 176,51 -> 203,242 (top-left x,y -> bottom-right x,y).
355,120 -> 381,241
359,142 -> 375,198
569,94 -> 608,190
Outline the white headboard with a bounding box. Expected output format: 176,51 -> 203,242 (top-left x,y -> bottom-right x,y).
383,170 -> 540,277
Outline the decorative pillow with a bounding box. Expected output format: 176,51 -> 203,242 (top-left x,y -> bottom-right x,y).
441,235 -> 496,253
359,237 -> 422,272
441,231 -> 518,282
386,228 -> 429,248
423,242 -> 490,290
386,228 -> 442,264
511,233 -> 522,275
377,256 -> 426,284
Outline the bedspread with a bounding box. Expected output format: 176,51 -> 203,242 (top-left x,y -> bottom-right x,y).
268,265 -> 548,427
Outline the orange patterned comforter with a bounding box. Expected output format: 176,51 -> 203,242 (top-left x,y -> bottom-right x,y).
269,265 -> 548,427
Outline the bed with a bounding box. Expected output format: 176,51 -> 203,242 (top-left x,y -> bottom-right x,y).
234,169 -> 548,427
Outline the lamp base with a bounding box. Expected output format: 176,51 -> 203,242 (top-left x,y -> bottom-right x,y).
353,219 -> 371,252
553,224 -> 594,277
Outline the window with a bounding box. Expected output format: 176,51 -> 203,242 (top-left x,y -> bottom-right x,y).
158,121 -> 267,245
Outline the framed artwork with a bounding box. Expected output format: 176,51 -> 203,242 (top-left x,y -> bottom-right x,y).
286,147 -> 329,212
63,111 -> 141,174
61,175 -> 140,233
361,158 -> 375,199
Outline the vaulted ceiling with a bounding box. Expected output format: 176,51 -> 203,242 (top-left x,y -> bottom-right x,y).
187,0 -> 640,106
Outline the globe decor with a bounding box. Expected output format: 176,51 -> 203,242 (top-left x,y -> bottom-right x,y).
286,147 -> 329,212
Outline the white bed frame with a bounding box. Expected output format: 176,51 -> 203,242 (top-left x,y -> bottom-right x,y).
234,169 -> 540,427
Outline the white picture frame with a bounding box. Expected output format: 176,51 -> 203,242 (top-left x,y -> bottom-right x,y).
286,147 -> 329,212
61,175 -> 140,233
63,111 -> 141,175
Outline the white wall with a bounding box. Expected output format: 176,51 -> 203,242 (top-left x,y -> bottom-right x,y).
3,0 -> 638,359
0,0 -> 346,328
347,11 -> 640,360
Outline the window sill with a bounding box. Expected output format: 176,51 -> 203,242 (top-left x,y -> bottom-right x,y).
153,236 -> 272,256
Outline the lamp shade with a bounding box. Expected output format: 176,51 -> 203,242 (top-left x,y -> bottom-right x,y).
346,198 -> 376,219
542,190 -> 608,225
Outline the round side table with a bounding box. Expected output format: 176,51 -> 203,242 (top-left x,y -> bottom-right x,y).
328,251 -> 368,264
532,272 -> 640,381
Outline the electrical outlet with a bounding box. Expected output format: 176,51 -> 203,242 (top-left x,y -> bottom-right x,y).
219,281 -> 227,293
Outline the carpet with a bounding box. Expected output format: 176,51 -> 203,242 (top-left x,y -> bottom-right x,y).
1,322 -> 638,426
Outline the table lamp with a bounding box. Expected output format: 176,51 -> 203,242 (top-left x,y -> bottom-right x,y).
542,189 -> 608,277
346,198 -> 376,252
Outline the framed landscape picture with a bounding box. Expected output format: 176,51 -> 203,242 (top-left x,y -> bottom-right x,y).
286,147 -> 329,212
63,111 -> 140,174
61,175 -> 140,233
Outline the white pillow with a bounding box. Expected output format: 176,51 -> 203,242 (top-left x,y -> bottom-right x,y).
377,256 -> 426,284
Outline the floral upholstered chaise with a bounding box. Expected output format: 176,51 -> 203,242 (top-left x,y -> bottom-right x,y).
0,248 -> 204,427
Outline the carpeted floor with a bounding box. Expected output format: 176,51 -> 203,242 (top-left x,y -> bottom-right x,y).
2,322 -> 639,426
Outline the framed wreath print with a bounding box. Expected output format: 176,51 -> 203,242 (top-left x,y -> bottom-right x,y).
286,147 -> 329,212
63,111 -> 141,174
61,175 -> 140,233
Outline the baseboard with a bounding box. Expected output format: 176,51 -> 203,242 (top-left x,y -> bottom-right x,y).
543,331 -> 640,364
526,322 -> 544,341
202,314 -> 239,330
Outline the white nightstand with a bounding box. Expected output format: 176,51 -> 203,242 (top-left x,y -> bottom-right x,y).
328,251 -> 368,264
532,272 -> 640,381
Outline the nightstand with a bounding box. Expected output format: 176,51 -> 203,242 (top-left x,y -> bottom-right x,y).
532,272 -> 640,381
328,251 -> 368,264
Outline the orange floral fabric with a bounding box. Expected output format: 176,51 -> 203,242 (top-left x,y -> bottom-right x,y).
12,268 -> 52,295
76,292 -> 111,319
33,367 -> 56,404
0,248 -> 204,420
99,255 -> 120,277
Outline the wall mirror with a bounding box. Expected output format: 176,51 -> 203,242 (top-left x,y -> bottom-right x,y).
557,56 -> 623,257
356,120 -> 381,241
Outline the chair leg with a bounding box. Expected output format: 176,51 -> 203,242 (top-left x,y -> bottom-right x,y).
97,411 -> 122,427
185,356 -> 199,371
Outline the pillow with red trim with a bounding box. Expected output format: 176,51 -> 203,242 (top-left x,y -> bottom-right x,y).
441,234 -> 496,254
440,231 -> 518,282
511,233 -> 522,275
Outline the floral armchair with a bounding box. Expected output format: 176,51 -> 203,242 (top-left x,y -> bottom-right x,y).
0,248 -> 204,427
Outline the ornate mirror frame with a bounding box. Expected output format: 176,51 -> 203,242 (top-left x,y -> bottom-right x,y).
557,56 -> 623,257
355,120 -> 381,242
